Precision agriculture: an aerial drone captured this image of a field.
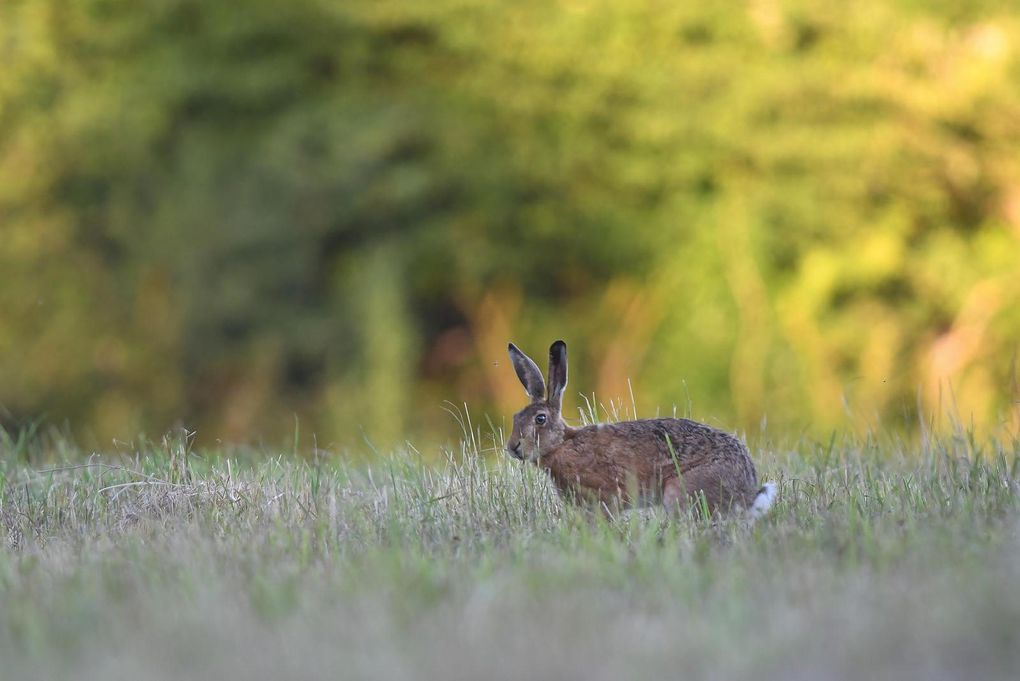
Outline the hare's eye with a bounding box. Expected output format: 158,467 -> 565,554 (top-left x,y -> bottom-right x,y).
535,413 -> 547,425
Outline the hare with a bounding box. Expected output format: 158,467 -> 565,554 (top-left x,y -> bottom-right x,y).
506,340 -> 776,517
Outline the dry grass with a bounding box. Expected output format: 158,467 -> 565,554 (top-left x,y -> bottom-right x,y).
1,425 -> 1019,680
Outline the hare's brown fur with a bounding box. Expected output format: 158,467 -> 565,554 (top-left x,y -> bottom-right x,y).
541,418 -> 759,512
506,340 -> 767,515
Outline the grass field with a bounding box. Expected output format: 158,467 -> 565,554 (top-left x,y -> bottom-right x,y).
1,421 -> 1019,681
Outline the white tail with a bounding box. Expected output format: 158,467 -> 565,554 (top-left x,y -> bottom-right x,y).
749,481 -> 777,520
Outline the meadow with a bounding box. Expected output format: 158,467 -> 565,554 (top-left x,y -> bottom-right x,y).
4,3 -> 1019,678
1,416 -> 1018,681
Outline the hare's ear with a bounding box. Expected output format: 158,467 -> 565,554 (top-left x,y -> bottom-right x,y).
547,340 -> 567,411
508,342 -> 545,402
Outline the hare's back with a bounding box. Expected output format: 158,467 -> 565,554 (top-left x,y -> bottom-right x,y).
590,417 -> 751,470
658,417 -> 749,460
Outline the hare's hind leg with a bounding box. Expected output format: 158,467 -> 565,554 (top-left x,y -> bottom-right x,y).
662,477 -> 687,513
668,462 -> 751,516
662,476 -> 711,517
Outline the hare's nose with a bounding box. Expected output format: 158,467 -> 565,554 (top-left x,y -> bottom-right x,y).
506,441 -> 523,460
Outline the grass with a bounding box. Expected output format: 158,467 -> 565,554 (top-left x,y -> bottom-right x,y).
1,423 -> 1019,681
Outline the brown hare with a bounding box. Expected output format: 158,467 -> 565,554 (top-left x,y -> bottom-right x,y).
505,340 -> 776,518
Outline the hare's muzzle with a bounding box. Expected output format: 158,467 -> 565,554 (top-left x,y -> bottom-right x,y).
506,441 -> 524,460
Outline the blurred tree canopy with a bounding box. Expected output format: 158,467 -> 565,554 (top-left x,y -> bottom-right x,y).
1,0 -> 1019,447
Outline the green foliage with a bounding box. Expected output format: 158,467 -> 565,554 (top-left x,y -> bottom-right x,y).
1,1 -> 1019,444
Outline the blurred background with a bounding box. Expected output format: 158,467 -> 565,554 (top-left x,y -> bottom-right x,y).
1,0 -> 1019,450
